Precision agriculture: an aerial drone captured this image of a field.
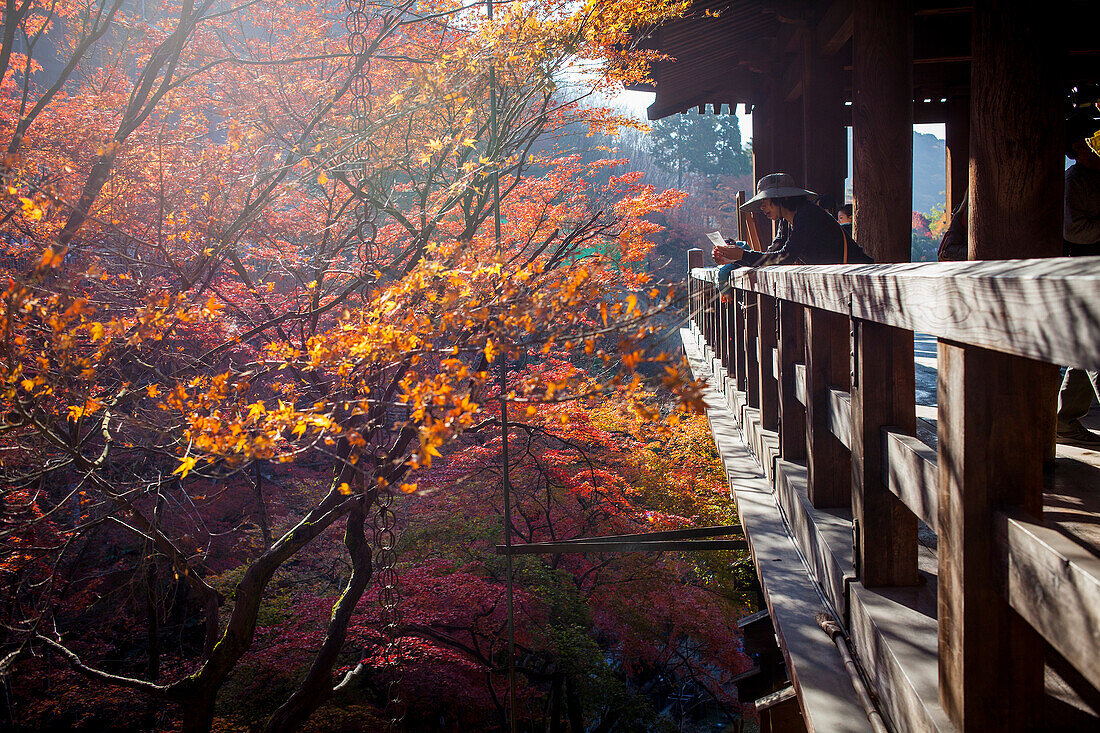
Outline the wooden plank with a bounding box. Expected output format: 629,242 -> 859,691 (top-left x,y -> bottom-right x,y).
827,388 -> 851,450
848,575 -> 955,733
994,508 -> 1100,692
806,308 -> 851,507
680,329 -> 875,733
732,258 -> 1100,371
758,295 -> 779,430
779,301 -> 807,461
851,320 -> 918,586
544,525 -> 742,543
937,341 -> 1049,730
882,429 -> 938,530
498,539 -> 748,554
852,0 -> 912,263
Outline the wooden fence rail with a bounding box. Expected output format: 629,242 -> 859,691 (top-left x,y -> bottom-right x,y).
687,251 -> 1100,732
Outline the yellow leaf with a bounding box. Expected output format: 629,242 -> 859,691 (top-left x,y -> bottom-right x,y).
146,384 -> 161,397
399,482 -> 417,494
173,456 -> 198,478
317,171 -> 329,185
337,482 -> 352,495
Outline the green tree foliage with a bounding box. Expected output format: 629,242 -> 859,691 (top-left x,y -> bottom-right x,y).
648,112 -> 752,182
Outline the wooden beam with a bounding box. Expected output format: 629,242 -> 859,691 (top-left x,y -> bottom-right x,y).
851,320 -> 919,586
852,0 -> 913,262
994,508 -> 1100,692
937,341 -> 1049,730
805,308 -> 851,507
498,539 -> 749,554
827,387 -> 851,450
882,429 -> 937,530
816,0 -> 853,55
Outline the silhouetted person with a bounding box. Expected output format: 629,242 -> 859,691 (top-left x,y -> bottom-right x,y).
1057,111 -> 1100,447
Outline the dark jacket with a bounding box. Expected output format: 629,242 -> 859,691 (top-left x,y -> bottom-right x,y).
740,203 -> 873,266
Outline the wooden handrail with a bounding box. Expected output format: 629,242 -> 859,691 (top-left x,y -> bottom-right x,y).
691,257 -> 1100,370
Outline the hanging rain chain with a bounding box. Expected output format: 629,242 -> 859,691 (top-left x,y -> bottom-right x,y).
344,0 -> 379,274
371,478 -> 405,728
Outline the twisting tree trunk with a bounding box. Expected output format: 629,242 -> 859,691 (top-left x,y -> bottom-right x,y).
263,497 -> 374,733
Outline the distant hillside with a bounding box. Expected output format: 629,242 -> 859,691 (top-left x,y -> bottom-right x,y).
912,132 -> 946,215
845,131 -> 947,216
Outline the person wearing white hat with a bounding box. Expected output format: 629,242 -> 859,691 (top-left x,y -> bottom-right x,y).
711,172 -> 873,268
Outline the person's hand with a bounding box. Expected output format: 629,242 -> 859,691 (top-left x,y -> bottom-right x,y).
712,241 -> 744,264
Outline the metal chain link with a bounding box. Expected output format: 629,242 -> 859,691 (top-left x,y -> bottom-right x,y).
344,0 -> 379,273
371,485 -> 405,728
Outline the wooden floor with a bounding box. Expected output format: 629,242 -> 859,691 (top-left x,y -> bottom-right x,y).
684,327 -> 1100,732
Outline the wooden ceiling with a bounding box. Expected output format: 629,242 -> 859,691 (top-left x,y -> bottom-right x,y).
629,0 -> 1100,120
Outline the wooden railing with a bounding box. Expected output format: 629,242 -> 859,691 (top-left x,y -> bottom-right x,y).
687,250 -> 1100,732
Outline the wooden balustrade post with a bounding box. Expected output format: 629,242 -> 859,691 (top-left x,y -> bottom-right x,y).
687,249 -> 703,336
724,289 -> 736,382
937,343 -> 1050,730
851,320 -> 918,586
757,294 -> 779,431
744,294 -> 760,410
804,307 -> 849,507
778,300 -> 806,461
733,289 -> 747,393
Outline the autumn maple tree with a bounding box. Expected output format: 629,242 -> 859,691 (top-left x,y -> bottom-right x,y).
0,0 -> 735,730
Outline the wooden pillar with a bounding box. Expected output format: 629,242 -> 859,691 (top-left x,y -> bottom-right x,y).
968,1 -> 1062,260
851,321 -> 918,586
779,301 -> 806,461
804,308 -> 849,507
937,2 -> 1063,729
945,96 -> 969,215
774,100 -> 806,186
752,99 -> 774,184
852,0 -> 912,263
937,345 -> 1050,731
757,295 -> 779,431
802,34 -> 847,205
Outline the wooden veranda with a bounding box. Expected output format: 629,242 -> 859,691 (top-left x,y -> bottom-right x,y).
632,1 -> 1100,731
